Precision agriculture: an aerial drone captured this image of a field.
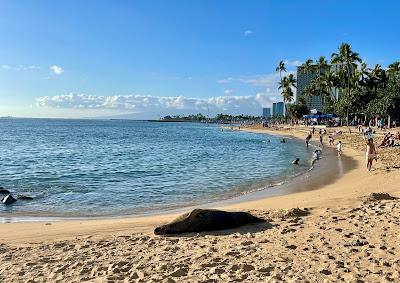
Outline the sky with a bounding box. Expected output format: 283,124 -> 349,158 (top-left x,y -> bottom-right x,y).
0,0 -> 399,119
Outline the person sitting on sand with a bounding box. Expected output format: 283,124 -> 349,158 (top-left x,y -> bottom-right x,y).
337,141 -> 342,157
379,132 -> 394,148
364,135 -> 376,171
292,158 -> 300,165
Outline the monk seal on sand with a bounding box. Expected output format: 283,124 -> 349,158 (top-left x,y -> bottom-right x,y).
154,209 -> 264,235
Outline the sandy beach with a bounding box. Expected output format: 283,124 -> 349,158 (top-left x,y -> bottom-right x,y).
1,125 -> 399,282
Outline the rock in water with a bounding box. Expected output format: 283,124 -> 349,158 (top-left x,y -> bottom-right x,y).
16,194 -> 33,200
154,209 -> 264,235
0,187 -> 10,194
2,194 -> 17,205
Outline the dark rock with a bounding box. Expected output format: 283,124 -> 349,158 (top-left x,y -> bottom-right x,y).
320,269 -> 332,275
285,244 -> 297,250
282,208 -> 310,219
352,239 -> 368,246
16,194 -> 33,200
366,192 -> 396,202
2,194 -> 17,205
0,188 -> 10,194
154,209 -> 265,235
336,261 -> 345,268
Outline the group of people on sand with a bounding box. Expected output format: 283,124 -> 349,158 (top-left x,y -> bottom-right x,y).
281,123 -> 394,172
379,131 -> 400,148
308,126 -> 381,171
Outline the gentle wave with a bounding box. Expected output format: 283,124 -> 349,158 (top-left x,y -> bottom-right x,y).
0,119 -> 314,218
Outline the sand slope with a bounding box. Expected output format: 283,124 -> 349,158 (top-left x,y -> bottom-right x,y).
1,196 -> 400,282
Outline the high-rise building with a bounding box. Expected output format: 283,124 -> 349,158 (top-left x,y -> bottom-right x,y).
272,102 -> 285,117
296,64 -> 343,112
262,107 -> 271,119
296,65 -> 325,112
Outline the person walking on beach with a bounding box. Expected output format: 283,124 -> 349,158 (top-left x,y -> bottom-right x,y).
337,141 -> 342,157
319,135 -> 323,147
364,135 -> 376,171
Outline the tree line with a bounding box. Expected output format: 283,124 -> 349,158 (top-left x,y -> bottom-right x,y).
276,43 -> 400,124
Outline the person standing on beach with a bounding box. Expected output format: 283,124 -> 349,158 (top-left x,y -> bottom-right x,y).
364,135 -> 377,171
337,141 -> 342,157
319,135 -> 323,147
305,134 -> 311,148
328,135 -> 334,145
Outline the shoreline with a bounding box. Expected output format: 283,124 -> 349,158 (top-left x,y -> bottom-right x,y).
0,127 -> 344,223
1,126 -> 400,282
1,126 -> 398,245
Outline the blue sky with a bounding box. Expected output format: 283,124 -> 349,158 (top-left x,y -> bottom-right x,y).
0,0 -> 399,118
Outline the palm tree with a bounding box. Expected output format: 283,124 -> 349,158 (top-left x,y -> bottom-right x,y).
301,59 -> 314,74
387,61 -> 400,78
275,61 -> 286,82
278,74 -> 297,117
315,56 -> 328,104
331,43 -> 361,95
321,69 -> 337,101
331,43 -> 361,124
286,73 -> 296,103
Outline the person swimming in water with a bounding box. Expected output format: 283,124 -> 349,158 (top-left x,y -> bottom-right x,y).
280,138 -> 286,143
292,158 -> 299,165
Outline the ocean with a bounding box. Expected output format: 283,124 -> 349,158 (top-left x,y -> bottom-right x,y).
0,119 -> 314,219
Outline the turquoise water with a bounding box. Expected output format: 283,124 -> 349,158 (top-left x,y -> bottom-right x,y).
0,119 -> 313,218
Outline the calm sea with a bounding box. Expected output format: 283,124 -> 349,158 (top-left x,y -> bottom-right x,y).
0,119 -> 313,218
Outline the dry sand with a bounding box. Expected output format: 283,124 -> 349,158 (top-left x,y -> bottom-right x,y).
0,125 -> 399,282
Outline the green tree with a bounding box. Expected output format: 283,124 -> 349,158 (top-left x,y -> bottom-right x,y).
276,60 -> 286,83
331,43 -> 362,123
287,103 -> 308,119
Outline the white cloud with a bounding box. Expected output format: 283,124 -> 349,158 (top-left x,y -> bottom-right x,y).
1,64 -> 40,71
223,89 -> 233,95
244,30 -> 253,37
284,60 -> 302,67
217,71 -> 294,88
35,93 -> 278,118
243,73 -> 281,87
216,77 -> 234,84
50,65 -> 64,75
